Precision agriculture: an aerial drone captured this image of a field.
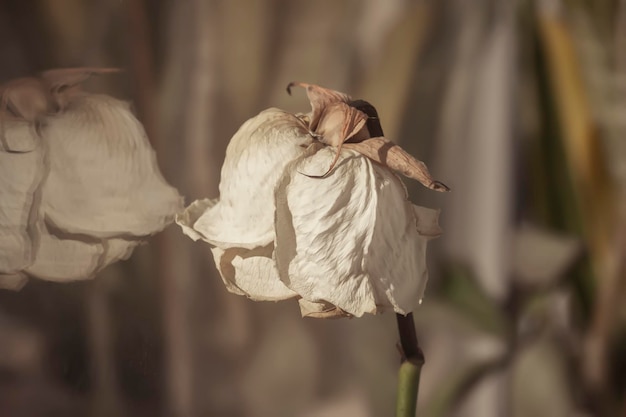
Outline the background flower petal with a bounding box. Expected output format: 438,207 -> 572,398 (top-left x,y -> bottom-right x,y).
1,118 -> 39,153
24,226 -> 104,282
0,136 -> 44,274
40,95 -> 182,239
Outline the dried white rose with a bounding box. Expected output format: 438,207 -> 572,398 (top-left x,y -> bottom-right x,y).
0,68 -> 183,290
177,83 -> 446,318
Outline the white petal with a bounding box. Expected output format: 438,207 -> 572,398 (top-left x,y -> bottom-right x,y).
24,226 -> 103,282
1,118 -> 39,153
40,94 -> 182,238
190,109 -> 312,248
101,237 -> 142,267
211,244 -> 297,301
275,147 -> 437,316
176,198 -> 216,242
0,137 -> 44,274
179,197 -> 296,301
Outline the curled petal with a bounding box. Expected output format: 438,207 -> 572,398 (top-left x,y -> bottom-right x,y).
344,137 -> 450,191
176,198 -> 216,242
298,299 -> 351,319
41,67 -> 121,111
310,102 -> 368,177
286,82 -> 350,130
177,198 -> 296,300
101,237 -> 142,267
0,78 -> 51,122
41,67 -> 120,92
413,205 -> 443,238
41,94 -> 183,238
189,109 -> 312,248
275,147 -> 438,316
316,102 -> 368,148
211,245 -> 297,301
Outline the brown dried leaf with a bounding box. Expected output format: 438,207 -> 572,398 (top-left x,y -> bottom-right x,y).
41,67 -> 120,92
344,137 -> 450,191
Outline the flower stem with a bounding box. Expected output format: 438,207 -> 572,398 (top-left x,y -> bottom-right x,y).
395,313 -> 424,417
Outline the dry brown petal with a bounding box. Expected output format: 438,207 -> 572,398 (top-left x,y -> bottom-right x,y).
287,82 -> 448,190
0,68 -> 121,123
41,67 -> 120,92
344,137 -> 450,192
286,82 -> 350,130
41,67 -> 121,111
310,102 -> 368,177
287,83 -> 368,177
316,102 -> 368,148
0,78 -> 50,122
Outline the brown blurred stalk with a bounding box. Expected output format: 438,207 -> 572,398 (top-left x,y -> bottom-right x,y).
126,0 -> 196,416
88,269 -> 124,417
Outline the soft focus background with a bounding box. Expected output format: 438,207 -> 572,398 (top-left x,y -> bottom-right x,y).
0,0 -> 625,416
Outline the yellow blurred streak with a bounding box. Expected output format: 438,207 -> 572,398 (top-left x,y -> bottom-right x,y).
537,5 -> 619,395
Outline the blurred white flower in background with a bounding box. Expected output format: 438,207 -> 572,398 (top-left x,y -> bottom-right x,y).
177,83 -> 446,318
0,68 -> 183,290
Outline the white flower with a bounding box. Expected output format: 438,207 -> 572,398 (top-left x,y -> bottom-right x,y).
0,68 -> 183,290
177,83 -> 445,318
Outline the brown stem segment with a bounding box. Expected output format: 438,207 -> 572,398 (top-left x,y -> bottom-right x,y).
396,313 -> 424,362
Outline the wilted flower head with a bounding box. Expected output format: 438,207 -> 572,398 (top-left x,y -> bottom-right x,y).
177,83 -> 446,318
0,68 -> 183,290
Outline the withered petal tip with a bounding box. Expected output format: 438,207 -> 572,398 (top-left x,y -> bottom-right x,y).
431,181 -> 451,192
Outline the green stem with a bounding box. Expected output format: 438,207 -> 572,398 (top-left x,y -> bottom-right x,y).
396,313 -> 424,417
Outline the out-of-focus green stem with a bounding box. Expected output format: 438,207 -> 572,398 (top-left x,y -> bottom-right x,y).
396,313 -> 424,417
396,358 -> 423,417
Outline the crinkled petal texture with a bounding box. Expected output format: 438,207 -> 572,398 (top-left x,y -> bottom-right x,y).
275,148 -> 441,317
178,199 -> 297,301
188,109 -> 312,249
1,85 -> 182,288
176,109 -> 310,300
